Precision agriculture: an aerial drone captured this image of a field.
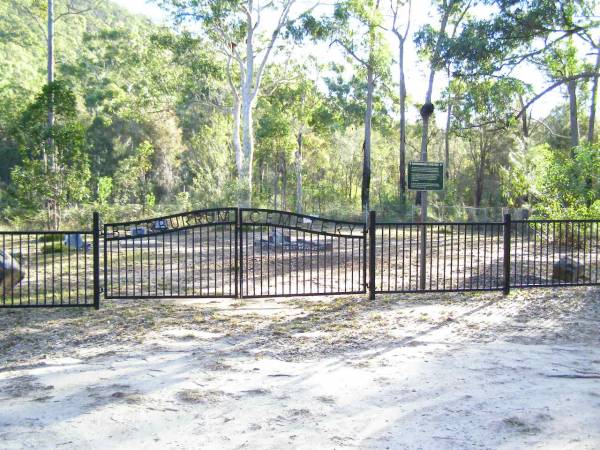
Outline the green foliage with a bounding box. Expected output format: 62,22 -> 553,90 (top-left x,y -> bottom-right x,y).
97,177 -> 113,206
113,141 -> 155,211
9,82 -> 90,227
502,143 -> 600,218
41,242 -> 67,254
1,0 -> 598,229
38,234 -> 64,243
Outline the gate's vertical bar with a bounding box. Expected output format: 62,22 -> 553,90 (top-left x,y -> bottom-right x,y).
93,211 -> 101,310
368,210 -> 376,300
235,208 -> 240,299
503,213 -> 511,295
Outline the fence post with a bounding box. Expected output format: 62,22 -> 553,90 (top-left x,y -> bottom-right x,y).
93,211 -> 101,310
368,210 -> 376,300
235,207 -> 240,299
503,213 -> 511,295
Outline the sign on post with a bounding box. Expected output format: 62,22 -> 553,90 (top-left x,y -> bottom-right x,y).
408,161 -> 444,191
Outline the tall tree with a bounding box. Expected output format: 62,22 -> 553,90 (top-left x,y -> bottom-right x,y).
11,82 -> 90,228
296,0 -> 391,212
159,0 -> 302,206
390,0 -> 411,200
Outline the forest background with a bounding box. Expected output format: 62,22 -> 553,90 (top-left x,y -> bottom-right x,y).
1,0 -> 599,229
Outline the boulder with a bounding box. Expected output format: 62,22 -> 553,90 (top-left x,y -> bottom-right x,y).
552,257 -> 586,282
0,250 -> 25,291
269,229 -> 291,244
64,233 -> 91,251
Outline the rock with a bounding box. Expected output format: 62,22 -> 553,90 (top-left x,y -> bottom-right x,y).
130,226 -> 147,237
269,229 -> 291,244
552,257 -> 586,282
0,250 -> 26,290
63,233 -> 91,251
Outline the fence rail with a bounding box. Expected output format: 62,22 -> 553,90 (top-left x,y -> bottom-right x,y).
1,210 -> 598,309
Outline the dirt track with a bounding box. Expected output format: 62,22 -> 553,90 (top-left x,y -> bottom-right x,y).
1,287 -> 600,449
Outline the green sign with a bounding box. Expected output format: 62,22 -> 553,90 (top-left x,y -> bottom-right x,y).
408,161 -> 444,191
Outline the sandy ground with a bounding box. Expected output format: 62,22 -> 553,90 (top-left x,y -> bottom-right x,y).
1,288 -> 600,449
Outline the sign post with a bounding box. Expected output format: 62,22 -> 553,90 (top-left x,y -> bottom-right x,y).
408,162 -> 444,290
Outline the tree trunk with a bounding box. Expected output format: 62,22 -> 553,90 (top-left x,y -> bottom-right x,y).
239,2 -> 256,207
444,101 -> 452,180
233,97 -> 242,176
295,131 -> 303,214
398,38 -> 407,201
240,100 -> 254,206
567,79 -> 580,148
587,49 -> 600,144
273,164 -> 279,209
47,0 -> 56,229
417,2 -> 452,213
282,157 -> 287,210
518,94 -> 529,138
474,134 -> 486,208
362,63 -> 374,213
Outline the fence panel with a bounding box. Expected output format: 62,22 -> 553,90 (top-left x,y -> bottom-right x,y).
510,220 -> 600,288
0,231 -> 96,308
240,209 -> 366,297
104,208 -> 237,298
375,222 -> 505,293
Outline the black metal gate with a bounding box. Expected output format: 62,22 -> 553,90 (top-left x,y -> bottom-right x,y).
103,208 -> 367,299
104,208 -> 237,298
239,209 -> 366,297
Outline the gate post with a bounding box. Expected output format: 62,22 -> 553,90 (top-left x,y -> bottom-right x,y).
93,211 -> 101,310
503,213 -> 511,295
368,210 -> 376,300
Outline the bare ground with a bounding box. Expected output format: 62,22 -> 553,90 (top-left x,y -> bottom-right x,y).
1,287 -> 600,449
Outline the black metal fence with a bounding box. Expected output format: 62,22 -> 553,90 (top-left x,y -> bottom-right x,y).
0,209 -> 598,309
373,221 -> 505,293
0,213 -> 100,308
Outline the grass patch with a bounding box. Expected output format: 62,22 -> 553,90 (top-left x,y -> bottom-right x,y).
41,242 -> 67,254
38,234 -> 64,243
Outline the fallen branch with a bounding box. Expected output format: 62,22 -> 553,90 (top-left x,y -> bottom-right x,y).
545,373 -> 600,379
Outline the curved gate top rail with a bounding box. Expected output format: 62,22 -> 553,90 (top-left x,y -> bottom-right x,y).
104,207 -> 237,239
240,208 -> 365,237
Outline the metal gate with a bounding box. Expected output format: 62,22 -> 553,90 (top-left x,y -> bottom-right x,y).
104,208 -> 237,298
239,209 -> 366,297
103,208 -> 366,299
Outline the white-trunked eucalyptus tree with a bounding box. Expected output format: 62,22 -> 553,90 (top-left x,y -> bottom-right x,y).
158,0 -> 316,206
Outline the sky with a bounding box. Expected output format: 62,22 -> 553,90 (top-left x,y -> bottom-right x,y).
112,0 -> 574,124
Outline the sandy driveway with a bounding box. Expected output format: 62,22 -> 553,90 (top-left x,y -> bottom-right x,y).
1,288 -> 599,449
